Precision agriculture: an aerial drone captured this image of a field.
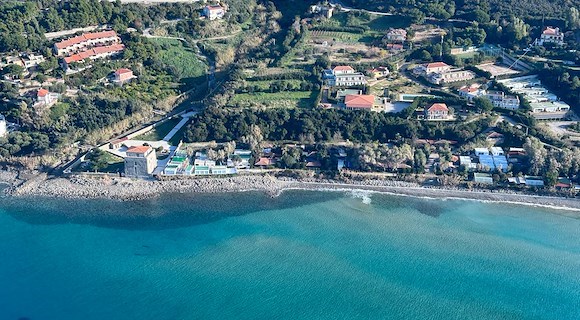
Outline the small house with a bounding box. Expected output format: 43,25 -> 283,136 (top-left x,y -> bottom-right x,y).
424,103 -> 449,120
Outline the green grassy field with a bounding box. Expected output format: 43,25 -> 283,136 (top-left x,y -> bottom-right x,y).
135,117 -> 181,141
245,80 -> 305,91
151,38 -> 207,79
230,91 -> 315,108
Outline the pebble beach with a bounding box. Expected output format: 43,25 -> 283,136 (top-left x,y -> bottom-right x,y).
3,172 -> 580,211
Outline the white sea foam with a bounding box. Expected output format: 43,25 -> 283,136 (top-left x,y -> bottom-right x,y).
349,190 -> 373,205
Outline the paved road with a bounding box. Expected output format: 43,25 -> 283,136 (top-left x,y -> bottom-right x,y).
162,114 -> 194,142
45,26 -> 100,39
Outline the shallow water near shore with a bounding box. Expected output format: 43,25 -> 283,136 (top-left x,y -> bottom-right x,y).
1,190 -> 579,320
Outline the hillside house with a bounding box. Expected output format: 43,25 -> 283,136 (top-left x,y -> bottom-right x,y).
203,5 -> 225,20
310,4 -> 334,18
368,66 -> 390,79
418,62 -> 451,75
538,27 -> 564,46
458,84 -> 485,101
325,66 -> 367,87
344,94 -> 375,110
34,88 -> 59,107
384,28 -> 407,43
113,68 -> 135,86
424,103 -> 449,120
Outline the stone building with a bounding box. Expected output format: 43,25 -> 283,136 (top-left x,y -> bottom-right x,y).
124,145 -> 157,177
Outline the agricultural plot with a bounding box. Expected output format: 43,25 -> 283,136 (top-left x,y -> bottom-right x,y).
230,91 -> 316,108
310,30 -> 365,43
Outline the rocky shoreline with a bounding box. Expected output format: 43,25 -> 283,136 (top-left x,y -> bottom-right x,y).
2,172 -> 580,211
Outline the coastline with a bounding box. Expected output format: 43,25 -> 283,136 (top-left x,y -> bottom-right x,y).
3,172 -> 580,211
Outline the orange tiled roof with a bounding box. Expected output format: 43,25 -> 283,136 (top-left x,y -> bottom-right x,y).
63,44 -> 125,64
427,103 -> 449,112
426,62 -> 449,69
542,27 -> 559,35
345,94 -> 375,108
333,65 -> 355,72
115,68 -> 132,75
55,30 -> 118,49
254,157 -> 273,166
127,145 -> 151,154
206,5 -> 224,11
37,88 -> 49,97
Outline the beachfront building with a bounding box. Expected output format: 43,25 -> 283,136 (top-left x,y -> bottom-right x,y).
53,31 -> 121,57
324,66 -> 367,87
424,103 -> 450,121
124,145 -> 157,178
203,5 -> 226,20
473,147 -> 508,172
538,27 -> 564,46
228,149 -> 252,169
163,148 -> 189,175
344,94 -> 375,110
473,173 -> 494,184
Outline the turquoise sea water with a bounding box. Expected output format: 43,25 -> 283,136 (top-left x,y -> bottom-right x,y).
0,190 -> 579,320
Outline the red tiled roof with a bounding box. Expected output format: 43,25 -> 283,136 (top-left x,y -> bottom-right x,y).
115,68 -> 132,75
333,65 -> 355,72
426,62 -> 449,69
64,44 -> 125,64
542,27 -> 559,35
370,66 -> 388,73
427,103 -> 449,112
55,30 -> 118,49
37,88 -> 49,97
254,157 -> 273,166
127,146 -> 151,154
206,5 -> 224,11
344,94 -> 375,109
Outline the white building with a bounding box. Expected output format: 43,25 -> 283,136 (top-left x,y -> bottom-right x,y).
538,27 -> 564,46
21,53 -> 45,69
458,84 -> 486,101
485,91 -> 520,110
325,66 -> 367,87
34,88 -> 59,107
203,5 -> 225,20
0,115 -> 7,138
429,69 -> 475,85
